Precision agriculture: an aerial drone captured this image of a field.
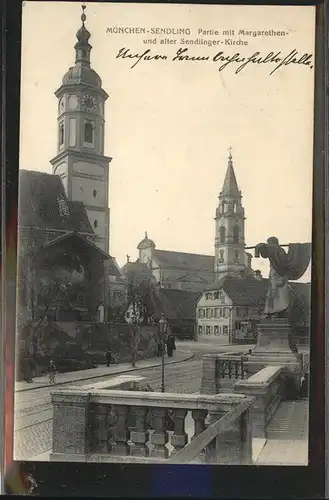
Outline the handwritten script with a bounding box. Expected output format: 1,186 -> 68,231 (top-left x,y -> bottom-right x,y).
116,47 -> 313,75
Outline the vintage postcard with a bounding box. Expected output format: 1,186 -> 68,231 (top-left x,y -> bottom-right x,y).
15,0 -> 315,470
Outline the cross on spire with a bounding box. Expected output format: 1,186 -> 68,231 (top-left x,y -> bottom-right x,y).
228,145 -> 233,160
81,3 -> 87,24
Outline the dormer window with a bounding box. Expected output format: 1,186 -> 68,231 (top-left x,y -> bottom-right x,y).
57,196 -> 70,217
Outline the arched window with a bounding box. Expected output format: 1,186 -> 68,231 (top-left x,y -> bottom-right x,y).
93,189 -> 97,198
233,225 -> 240,243
234,249 -> 240,263
233,202 -> 237,213
219,249 -> 224,263
222,201 -> 226,213
219,226 -> 226,243
59,122 -> 64,145
94,220 -> 98,229
84,121 -> 94,144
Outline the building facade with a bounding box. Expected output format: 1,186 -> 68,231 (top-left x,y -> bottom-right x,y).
196,275 -> 311,344
50,6 -> 111,253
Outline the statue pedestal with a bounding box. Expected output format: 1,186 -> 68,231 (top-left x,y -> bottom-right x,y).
247,318 -> 302,398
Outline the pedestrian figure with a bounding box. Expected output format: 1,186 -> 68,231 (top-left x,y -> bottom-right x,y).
106,347 -> 112,367
48,359 -> 56,384
166,334 -> 175,357
300,373 -> 309,399
26,356 -> 34,383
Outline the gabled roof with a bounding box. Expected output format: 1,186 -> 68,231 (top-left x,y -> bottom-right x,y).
37,231 -> 121,276
154,249 -> 214,272
149,288 -> 200,320
19,169 -> 93,234
204,275 -> 311,308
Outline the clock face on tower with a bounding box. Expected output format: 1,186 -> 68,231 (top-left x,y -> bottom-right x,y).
81,93 -> 97,112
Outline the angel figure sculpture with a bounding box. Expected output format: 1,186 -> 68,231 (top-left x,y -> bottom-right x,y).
255,237 -> 311,318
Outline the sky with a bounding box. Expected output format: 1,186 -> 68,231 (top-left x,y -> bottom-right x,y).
19,1 -> 315,281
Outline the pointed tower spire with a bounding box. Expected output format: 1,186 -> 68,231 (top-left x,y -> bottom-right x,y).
75,4 -> 92,67
220,146 -> 240,197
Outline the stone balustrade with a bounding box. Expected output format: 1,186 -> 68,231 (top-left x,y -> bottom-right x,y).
200,354 -> 248,395
234,365 -> 285,439
50,388 -> 254,464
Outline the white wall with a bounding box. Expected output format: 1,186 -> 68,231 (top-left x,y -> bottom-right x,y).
71,176 -> 106,208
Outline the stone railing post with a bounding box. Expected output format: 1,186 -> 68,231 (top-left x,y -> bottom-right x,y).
51,392 -> 90,460
239,409 -> 252,465
234,365 -> 284,440
130,406 -> 149,457
200,354 -> 219,394
90,403 -> 111,453
171,408 -> 188,452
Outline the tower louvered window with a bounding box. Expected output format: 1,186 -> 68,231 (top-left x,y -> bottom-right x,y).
219,226 -> 226,244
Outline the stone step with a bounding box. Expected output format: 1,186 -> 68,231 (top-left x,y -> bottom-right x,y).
267,401 -> 309,439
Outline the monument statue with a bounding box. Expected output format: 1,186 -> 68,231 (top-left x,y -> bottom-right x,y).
255,237 -> 311,318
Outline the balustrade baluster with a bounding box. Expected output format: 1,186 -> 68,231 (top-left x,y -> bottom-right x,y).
191,409 -> 207,462
151,408 -> 169,458
111,405 -> 130,456
171,409 -> 188,453
192,409 -> 207,438
228,360 -> 232,378
130,406 -> 149,456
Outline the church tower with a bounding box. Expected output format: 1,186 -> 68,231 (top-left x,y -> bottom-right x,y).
214,148 -> 246,279
50,5 -> 111,252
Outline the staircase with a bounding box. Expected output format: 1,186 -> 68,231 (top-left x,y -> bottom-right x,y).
256,400 -> 309,465
266,400 -> 309,440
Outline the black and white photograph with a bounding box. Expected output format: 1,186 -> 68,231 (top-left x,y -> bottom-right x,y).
14,1 -> 315,466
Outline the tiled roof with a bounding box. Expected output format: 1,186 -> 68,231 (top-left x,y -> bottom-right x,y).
154,249 -> 214,272
19,169 -> 93,233
205,275 -> 311,308
150,288 -> 200,320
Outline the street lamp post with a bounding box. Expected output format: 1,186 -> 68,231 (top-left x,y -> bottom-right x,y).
159,313 -> 168,393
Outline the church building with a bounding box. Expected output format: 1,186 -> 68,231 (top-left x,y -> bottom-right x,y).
17,6 -> 120,326
134,150 -> 253,292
